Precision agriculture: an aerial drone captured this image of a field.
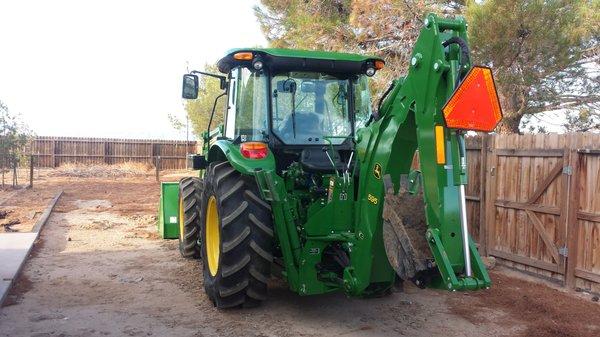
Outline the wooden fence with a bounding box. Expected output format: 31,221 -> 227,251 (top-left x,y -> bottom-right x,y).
466,133 -> 600,293
24,134 -> 600,292
29,136 -> 198,170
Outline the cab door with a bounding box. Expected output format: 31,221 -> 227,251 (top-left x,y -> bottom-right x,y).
224,68 -> 239,139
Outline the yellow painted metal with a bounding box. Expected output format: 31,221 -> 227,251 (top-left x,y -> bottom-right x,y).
205,195 -> 220,276
435,125 -> 446,164
179,194 -> 185,240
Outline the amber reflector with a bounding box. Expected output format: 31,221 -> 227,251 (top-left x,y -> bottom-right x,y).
374,60 -> 385,70
233,52 -> 253,60
434,126 -> 446,164
442,66 -> 503,132
240,142 -> 268,159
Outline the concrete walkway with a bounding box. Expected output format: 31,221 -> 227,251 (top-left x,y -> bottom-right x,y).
0,190 -> 62,306
0,233 -> 38,304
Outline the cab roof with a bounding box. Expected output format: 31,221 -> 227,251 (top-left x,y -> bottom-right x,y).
217,48 -> 384,75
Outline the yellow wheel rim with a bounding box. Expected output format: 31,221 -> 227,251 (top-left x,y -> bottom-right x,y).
179,194 -> 185,241
205,195 -> 220,277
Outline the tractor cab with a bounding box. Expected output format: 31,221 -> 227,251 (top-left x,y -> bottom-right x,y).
185,48 -> 384,174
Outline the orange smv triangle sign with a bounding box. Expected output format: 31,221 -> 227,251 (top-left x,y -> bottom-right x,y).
442,66 -> 503,132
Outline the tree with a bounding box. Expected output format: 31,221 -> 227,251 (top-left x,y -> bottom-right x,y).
466,0 -> 599,133
255,0 -> 599,133
183,64 -> 227,140
255,0 -> 443,98
0,100 -> 31,187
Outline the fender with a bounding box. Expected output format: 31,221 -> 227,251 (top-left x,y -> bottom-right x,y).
207,140 -> 276,175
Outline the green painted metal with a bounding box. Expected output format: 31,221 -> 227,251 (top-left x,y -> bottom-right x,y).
222,48 -> 383,64
352,13 -> 491,291
157,182 -> 180,239
184,13 -> 493,298
207,139 -> 276,175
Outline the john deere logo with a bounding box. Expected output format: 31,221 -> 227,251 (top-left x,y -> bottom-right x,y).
373,163 -> 382,179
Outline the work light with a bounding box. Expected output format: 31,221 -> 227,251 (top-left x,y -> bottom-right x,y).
365,66 -> 376,77
252,59 -> 264,70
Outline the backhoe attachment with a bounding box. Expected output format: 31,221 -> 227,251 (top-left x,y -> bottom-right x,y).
361,14 -> 502,291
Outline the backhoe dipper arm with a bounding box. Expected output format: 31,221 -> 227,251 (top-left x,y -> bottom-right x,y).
354,14 -> 492,291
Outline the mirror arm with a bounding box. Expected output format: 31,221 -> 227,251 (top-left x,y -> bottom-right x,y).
207,91 -> 227,135
191,70 -> 227,90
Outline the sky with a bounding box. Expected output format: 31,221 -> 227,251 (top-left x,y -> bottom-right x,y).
0,0 -> 267,140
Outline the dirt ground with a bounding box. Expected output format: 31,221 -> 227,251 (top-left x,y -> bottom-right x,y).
1,172 -> 599,337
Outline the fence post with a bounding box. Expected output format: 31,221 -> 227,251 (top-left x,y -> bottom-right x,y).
29,155 -> 34,188
565,149 -> 581,288
484,134 -> 497,257
12,160 -> 17,187
52,139 -> 57,168
155,156 -> 161,182
478,133 -> 489,255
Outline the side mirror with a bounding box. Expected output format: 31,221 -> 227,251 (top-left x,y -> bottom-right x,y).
182,74 -> 199,99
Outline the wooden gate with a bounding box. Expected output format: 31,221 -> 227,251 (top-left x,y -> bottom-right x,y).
566,149 -> 600,293
485,135 -> 570,281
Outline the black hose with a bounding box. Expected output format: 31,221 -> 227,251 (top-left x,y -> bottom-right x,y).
442,36 -> 470,67
377,81 -> 395,115
442,36 -> 470,87
366,81 -> 396,126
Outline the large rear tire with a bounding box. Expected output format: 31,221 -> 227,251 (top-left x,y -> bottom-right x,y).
178,177 -> 203,259
200,162 -> 274,309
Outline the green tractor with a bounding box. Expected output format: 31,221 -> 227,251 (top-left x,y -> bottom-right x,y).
158,13 -> 502,308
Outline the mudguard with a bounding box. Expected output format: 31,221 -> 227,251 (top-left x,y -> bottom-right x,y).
207,140 -> 276,175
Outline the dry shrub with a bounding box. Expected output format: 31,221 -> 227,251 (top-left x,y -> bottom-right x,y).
49,162 -> 153,178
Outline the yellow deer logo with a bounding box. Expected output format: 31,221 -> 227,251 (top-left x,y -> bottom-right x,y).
373,163 -> 382,180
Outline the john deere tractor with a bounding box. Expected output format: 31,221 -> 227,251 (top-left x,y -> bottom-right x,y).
158,13 -> 502,308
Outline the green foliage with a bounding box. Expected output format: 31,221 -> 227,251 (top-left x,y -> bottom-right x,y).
184,64 -> 226,138
0,100 -> 31,172
255,0 -> 435,98
466,0 -> 599,133
255,0 -> 599,133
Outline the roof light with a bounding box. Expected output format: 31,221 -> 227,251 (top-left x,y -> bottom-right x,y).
365,66 -> 376,77
240,142 -> 268,159
442,66 -> 503,132
374,60 -> 385,70
233,52 -> 253,60
252,59 -> 263,70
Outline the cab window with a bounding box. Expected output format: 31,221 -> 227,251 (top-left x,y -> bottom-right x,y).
224,67 -> 268,141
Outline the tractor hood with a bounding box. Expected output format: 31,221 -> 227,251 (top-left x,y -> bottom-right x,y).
217,48 -> 384,76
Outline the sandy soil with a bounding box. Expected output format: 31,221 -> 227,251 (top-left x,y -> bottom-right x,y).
0,175 -> 598,337
0,184 -> 61,233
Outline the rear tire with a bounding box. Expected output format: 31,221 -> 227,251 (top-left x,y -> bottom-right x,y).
200,161 -> 274,309
178,177 -> 203,259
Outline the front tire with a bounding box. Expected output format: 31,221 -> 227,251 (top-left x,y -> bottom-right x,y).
200,162 -> 274,309
178,177 -> 203,259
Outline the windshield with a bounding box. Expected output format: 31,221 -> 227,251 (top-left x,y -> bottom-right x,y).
271,72 -> 352,145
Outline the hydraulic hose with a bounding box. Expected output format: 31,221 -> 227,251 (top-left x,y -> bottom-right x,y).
442,36 -> 470,68
366,81 -> 396,126
442,36 -> 470,88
